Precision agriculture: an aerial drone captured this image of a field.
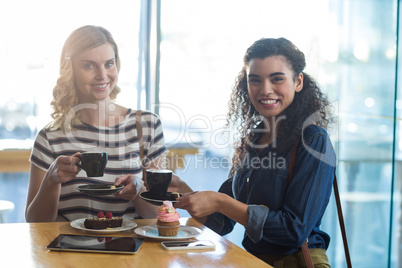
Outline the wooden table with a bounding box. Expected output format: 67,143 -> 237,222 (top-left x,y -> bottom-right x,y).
0,217 -> 271,267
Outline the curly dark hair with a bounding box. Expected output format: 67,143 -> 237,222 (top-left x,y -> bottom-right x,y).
227,37 -> 333,178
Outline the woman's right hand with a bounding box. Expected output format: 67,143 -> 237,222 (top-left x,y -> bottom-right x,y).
46,152 -> 81,184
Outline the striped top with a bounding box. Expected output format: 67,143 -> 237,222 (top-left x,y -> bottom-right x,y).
30,109 -> 167,222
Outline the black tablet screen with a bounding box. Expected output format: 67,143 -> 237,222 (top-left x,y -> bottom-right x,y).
46,234 -> 144,254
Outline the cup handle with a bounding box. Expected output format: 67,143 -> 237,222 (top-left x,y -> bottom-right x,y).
76,153 -> 83,169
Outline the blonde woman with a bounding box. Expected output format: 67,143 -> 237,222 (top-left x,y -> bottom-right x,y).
26,26 -> 166,222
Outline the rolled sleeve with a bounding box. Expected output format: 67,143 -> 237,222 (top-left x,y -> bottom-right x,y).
246,205 -> 269,243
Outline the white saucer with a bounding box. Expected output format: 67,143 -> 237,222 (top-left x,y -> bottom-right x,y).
134,225 -> 202,240
139,192 -> 182,206
70,218 -> 137,234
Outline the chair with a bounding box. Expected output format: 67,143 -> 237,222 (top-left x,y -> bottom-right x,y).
0,200 -> 15,223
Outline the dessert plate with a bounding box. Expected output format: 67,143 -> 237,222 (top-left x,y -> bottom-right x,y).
134,225 -> 202,240
77,184 -> 124,196
139,191 -> 182,206
70,218 -> 137,234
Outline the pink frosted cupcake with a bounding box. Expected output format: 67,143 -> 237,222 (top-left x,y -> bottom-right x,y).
157,201 -> 180,236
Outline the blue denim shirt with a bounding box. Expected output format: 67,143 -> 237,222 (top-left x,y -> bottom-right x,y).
205,125 -> 336,256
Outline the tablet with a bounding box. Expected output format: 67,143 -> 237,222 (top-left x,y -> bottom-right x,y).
46,234 -> 144,254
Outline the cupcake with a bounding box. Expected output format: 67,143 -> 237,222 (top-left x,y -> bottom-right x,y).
157,201 -> 180,236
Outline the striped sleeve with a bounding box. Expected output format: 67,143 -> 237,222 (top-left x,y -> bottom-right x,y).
30,128 -> 55,171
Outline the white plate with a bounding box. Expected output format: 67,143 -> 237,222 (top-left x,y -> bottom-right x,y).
70,218 -> 137,234
134,225 -> 202,240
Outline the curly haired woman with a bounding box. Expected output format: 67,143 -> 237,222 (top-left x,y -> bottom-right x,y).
172,38 -> 335,267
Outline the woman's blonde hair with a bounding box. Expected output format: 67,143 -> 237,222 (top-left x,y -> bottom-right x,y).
49,25 -> 121,132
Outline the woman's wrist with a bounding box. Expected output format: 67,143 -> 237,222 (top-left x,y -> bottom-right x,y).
170,173 -> 193,193
178,180 -> 192,193
215,192 -> 227,214
43,172 -> 62,188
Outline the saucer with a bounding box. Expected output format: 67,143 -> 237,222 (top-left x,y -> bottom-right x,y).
139,191 -> 182,206
77,184 -> 124,196
134,225 -> 202,240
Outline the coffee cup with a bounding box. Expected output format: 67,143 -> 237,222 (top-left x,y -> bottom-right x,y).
145,169 -> 173,199
78,152 -> 108,177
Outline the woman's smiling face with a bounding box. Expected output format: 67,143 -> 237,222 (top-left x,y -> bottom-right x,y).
72,43 -> 118,103
247,55 -> 303,119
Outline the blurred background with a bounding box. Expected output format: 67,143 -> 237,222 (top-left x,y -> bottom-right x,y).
0,0 -> 401,267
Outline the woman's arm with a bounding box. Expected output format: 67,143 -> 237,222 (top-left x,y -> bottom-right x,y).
175,191 -> 249,227
168,173 -> 193,194
25,164 -> 61,222
25,155 -> 81,222
253,126 -> 336,247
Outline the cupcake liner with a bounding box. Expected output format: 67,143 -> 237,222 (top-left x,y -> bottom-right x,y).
156,224 -> 180,229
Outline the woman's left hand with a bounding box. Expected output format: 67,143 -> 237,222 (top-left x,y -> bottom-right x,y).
113,174 -> 143,200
